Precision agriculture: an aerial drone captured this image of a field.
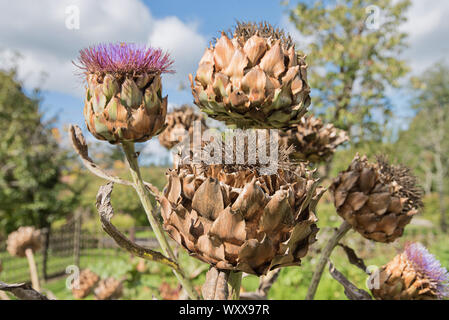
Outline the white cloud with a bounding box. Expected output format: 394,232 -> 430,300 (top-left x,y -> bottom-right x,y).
0,0 -> 207,165
280,0 -> 449,75
401,0 -> 449,73
0,0 -> 206,98
402,1 -> 445,39
149,17 -> 207,90
0,0 -> 152,58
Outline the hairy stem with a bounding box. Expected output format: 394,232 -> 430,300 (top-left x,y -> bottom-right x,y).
69,125 -> 160,196
306,220 -> 351,300
121,141 -> 199,300
25,248 -> 40,292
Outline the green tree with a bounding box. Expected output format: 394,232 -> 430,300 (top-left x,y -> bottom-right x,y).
288,0 -> 410,144
71,165 -> 167,227
0,68 -> 78,234
395,62 -> 449,232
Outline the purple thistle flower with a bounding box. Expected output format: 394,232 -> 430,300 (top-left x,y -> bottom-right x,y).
404,242 -> 449,298
76,43 -> 174,75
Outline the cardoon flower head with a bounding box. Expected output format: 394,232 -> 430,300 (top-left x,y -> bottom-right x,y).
76,42 -> 174,76
329,154 -> 423,243
404,242 -> 449,298
372,241 -> 449,300
189,21 -> 311,129
76,42 -> 172,144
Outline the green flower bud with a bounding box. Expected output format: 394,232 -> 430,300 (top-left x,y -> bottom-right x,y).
135,73 -> 151,89
143,87 -> 159,114
93,116 -> 113,141
92,86 -> 107,114
102,74 -> 120,101
148,76 -> 162,98
87,74 -> 97,98
121,78 -> 142,109
106,97 -> 120,121
78,43 -> 172,144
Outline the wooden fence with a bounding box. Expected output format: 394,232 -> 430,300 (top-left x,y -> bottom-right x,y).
0,215 -> 157,284
0,215 -> 442,285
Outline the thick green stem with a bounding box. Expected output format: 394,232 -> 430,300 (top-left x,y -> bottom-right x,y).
228,271 -> 242,300
121,141 -> 199,300
305,220 -> 351,300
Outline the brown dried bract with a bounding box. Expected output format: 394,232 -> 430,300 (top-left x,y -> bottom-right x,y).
94,277 -> 123,300
6,227 -> 41,257
280,115 -> 349,162
84,73 -> 167,144
223,21 -> 294,49
72,269 -> 100,299
329,154 -> 423,243
160,152 -> 325,275
372,253 -> 440,300
190,21 -> 310,129
158,105 -> 207,149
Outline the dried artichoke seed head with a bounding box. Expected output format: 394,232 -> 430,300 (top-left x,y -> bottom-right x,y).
160,147 -> 325,276
279,115 -> 349,163
158,105 -> 208,150
190,21 -> 311,129
94,277 -> 123,300
76,43 -> 173,144
371,242 -> 449,300
72,269 -> 100,299
6,226 -> 41,257
330,154 -> 423,243
159,282 -> 182,300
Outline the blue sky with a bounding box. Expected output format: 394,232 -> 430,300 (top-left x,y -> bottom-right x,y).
1,0 -> 448,161
36,0 -> 290,129
142,0 -> 287,36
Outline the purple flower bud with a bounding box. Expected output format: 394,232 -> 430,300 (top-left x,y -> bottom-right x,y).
404,242 -> 449,298
75,43 -> 174,75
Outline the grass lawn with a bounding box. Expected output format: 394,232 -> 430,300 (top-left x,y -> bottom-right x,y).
2,202 -> 448,300
39,232 -> 449,300
18,227 -> 449,300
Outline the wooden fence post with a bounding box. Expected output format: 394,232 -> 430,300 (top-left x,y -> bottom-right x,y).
73,210 -> 82,268
129,226 -> 136,243
41,227 -> 50,281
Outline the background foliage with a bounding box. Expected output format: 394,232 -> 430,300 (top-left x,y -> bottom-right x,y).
289,0 -> 410,144
0,68 -> 82,235
1,0 -> 448,300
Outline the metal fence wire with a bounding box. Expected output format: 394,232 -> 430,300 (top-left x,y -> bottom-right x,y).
0,214 -> 157,284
